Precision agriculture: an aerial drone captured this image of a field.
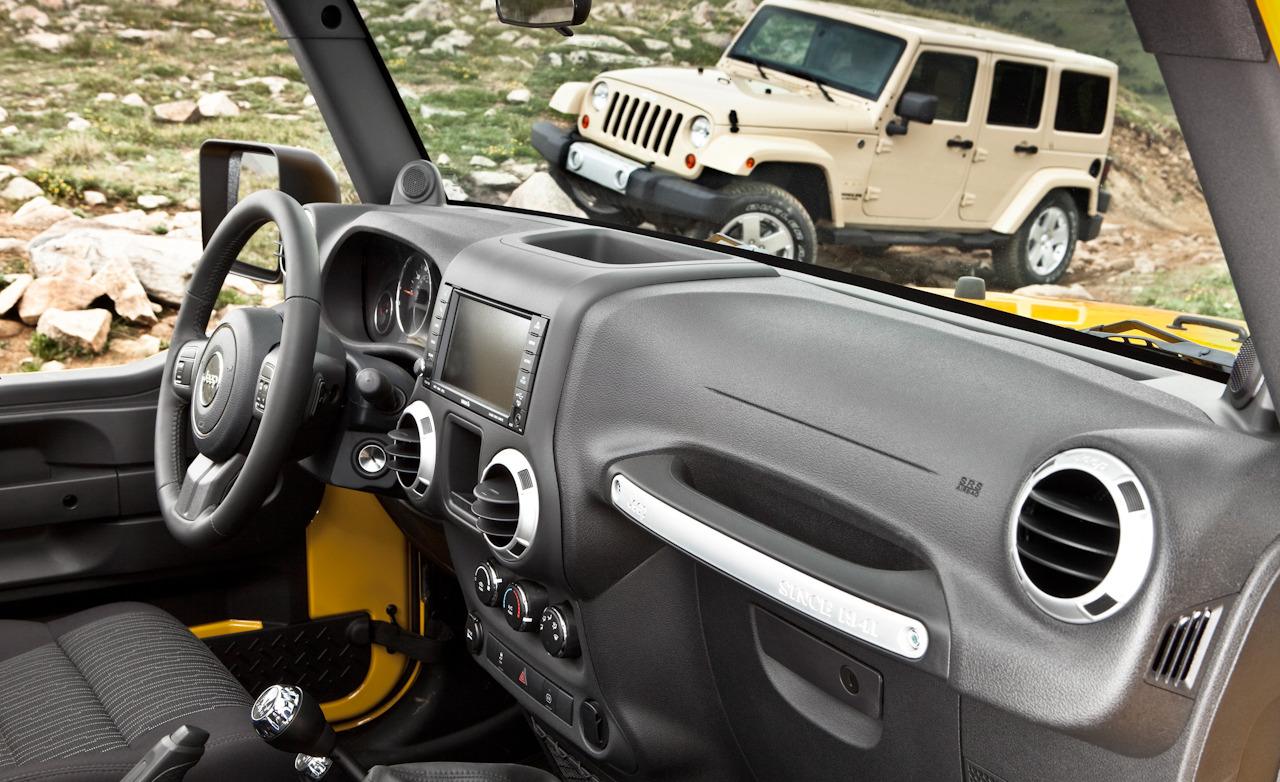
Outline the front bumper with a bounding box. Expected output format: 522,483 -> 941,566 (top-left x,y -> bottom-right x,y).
532,121 -> 732,223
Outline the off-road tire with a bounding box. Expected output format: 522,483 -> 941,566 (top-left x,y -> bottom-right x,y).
715,181 -> 818,263
991,191 -> 1079,288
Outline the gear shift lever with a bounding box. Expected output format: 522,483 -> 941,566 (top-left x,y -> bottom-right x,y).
251,685 -> 363,780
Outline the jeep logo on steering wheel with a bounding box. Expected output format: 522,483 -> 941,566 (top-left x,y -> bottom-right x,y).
199,352 -> 224,408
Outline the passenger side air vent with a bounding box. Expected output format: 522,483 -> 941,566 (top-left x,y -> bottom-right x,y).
1009,448 -> 1154,623
387,400 -> 436,496
1147,600 -> 1229,695
473,449 -> 539,561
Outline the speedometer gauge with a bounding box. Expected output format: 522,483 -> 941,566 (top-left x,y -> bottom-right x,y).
396,253 -> 434,337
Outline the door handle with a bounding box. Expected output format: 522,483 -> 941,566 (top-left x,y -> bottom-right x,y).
1014,143 -> 1040,154
946,137 -> 974,150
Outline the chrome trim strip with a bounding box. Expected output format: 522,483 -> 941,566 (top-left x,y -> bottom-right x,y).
610,474 -> 929,660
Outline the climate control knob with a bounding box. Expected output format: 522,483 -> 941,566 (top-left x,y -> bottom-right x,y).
473,561 -> 507,607
540,603 -> 580,658
502,581 -> 548,633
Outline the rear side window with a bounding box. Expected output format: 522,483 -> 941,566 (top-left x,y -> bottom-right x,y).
1055,71 -> 1112,134
903,52 -> 978,123
987,61 -> 1048,128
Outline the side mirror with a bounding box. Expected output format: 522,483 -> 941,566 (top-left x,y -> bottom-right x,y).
495,0 -> 591,34
886,91 -> 938,137
199,140 -> 341,282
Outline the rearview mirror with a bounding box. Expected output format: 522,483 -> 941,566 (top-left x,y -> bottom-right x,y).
886,92 -> 939,137
199,140 -> 341,282
495,0 -> 591,32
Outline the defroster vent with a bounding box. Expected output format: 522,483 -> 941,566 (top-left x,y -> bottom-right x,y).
1147,600 -> 1229,695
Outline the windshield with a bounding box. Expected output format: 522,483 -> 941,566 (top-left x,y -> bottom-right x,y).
370,0 -> 1244,376
727,6 -> 905,99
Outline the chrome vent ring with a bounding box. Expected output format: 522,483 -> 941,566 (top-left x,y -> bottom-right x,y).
473,449 -> 539,562
388,400 -> 437,497
1010,448 -> 1154,623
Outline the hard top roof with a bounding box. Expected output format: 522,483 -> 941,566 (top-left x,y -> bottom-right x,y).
757,0 -> 1118,72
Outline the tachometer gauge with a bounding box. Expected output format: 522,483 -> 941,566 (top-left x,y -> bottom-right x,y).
396,253 -> 434,337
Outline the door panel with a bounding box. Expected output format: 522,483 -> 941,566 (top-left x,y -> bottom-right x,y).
962,57 -> 1053,223
863,48 -> 987,223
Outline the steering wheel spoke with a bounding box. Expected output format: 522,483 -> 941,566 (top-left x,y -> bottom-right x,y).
175,453 -> 247,521
168,339 -> 207,403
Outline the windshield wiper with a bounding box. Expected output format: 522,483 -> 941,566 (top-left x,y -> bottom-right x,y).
734,54 -> 769,81
1081,319 -> 1236,373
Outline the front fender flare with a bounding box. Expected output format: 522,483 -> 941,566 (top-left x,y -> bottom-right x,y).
550,82 -> 588,115
699,134 -> 839,219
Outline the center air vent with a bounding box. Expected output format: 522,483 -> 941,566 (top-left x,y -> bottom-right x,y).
387,400 -> 436,496
473,449 -> 539,561
1010,448 -> 1154,623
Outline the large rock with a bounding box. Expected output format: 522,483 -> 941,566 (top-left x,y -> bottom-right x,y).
0,319 -> 23,338
561,34 -> 633,51
429,29 -> 474,54
1,177 -> 43,201
11,6 -> 50,26
90,258 -> 158,324
504,172 -> 586,219
196,91 -> 239,118
153,100 -> 199,123
27,223 -> 201,306
12,196 -> 74,226
0,274 -> 32,315
19,258 -> 105,324
36,308 -> 112,354
469,170 -> 522,190
21,31 -> 72,51
111,334 -> 162,361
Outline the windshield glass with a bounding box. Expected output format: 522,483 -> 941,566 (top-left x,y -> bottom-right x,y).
728,6 -> 905,98
371,0 -> 1244,375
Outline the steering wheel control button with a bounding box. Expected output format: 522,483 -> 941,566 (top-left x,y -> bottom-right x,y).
255,361 -> 275,414
473,561 -> 508,607
354,442 -> 388,478
464,614 -> 484,656
540,604 -> 580,659
503,581 -> 548,632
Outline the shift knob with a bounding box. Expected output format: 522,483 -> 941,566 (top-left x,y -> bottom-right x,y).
355,368 -> 401,412
251,685 -> 337,758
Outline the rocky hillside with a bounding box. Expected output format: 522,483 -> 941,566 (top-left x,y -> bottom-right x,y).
0,0 -> 1239,375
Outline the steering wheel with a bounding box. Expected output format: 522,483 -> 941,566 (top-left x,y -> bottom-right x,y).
155,191 -> 321,547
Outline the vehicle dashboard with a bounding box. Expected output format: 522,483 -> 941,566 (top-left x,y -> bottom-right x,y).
305,200 -> 1280,782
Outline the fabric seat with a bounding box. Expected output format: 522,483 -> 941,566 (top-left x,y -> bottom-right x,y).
0,602 -> 294,782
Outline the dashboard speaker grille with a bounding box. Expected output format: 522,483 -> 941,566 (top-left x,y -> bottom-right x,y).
1015,468 -> 1120,599
1227,335 -> 1262,408
1147,601 -> 1227,694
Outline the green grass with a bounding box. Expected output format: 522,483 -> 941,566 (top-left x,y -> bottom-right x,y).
28,332 -> 93,362
1133,268 -> 1243,321
215,288 -> 262,308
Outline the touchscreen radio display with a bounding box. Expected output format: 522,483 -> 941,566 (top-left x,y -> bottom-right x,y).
440,296 -> 532,413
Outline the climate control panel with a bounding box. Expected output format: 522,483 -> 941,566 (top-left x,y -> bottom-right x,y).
472,561 -> 580,659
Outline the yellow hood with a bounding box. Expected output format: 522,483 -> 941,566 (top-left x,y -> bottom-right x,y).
921,287 -> 1246,356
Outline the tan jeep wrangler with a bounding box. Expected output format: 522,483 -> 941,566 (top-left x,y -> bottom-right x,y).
533,0 -> 1117,286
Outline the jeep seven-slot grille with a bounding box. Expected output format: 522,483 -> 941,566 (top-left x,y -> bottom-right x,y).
601,91 -> 684,158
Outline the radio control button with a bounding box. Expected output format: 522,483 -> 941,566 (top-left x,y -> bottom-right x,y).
519,353 -> 536,373
512,388 -> 528,409
524,332 -> 542,354
516,370 -> 532,390
529,316 -> 548,337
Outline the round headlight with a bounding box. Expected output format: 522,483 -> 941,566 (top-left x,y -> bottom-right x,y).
591,82 -> 610,112
689,116 -> 713,148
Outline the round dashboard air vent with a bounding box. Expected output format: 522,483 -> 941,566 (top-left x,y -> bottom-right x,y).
473,449 -> 539,561
387,400 -> 436,496
1010,448 -> 1154,623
